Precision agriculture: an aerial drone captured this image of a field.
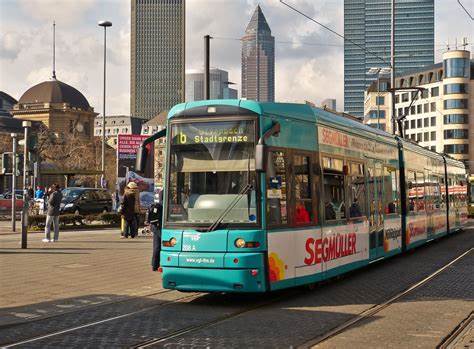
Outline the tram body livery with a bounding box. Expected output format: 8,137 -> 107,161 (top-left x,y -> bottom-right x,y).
138,100 -> 467,293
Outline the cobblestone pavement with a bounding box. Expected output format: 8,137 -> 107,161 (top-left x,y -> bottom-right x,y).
0,228 -> 161,326
1,228 -> 473,348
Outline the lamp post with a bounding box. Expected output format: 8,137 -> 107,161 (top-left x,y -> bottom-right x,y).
21,121 -> 31,249
11,133 -> 17,232
98,20 -> 112,188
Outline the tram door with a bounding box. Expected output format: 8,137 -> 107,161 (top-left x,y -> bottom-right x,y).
367,161 -> 384,259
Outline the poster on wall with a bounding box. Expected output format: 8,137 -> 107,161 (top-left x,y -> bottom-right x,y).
116,134 -> 155,208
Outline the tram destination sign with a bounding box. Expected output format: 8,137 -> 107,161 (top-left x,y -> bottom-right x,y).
318,126 -> 397,157
172,120 -> 255,145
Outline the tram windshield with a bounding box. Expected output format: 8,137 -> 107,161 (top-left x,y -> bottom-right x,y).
167,119 -> 257,226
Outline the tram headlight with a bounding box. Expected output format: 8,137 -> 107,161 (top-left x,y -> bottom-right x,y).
169,237 -> 177,247
235,238 -> 246,248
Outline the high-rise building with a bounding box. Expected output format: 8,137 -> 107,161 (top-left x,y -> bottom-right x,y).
131,0 -> 185,120
241,5 -> 275,102
344,0 -> 434,118
185,69 -> 238,102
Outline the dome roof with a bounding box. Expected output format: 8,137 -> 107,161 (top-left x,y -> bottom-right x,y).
18,79 -> 91,110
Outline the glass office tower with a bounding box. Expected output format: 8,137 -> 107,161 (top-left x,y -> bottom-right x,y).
344,0 -> 434,118
131,0 -> 185,120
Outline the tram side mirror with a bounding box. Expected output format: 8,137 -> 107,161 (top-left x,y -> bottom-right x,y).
135,144 -> 148,173
255,144 -> 265,172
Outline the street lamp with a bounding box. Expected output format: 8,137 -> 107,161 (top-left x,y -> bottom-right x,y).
98,20 -> 112,188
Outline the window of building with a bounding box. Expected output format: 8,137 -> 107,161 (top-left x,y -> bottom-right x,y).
430,131 -> 436,141
444,114 -> 468,124
431,86 -> 439,97
424,132 -> 429,142
421,89 -> 429,98
417,105 -> 422,114
417,119 -> 422,128
376,96 -> 385,105
266,151 -> 288,226
444,129 -> 468,139
424,103 -> 429,112
404,121 -> 409,130
430,146 -> 436,151
410,106 -> 416,115
411,91 -> 418,100
293,154 -> 313,225
424,118 -> 429,127
411,120 -> 415,129
402,93 -> 409,102
444,144 -> 469,154
430,102 -> 436,112
417,133 -> 422,142
323,156 -> 345,221
398,108 -> 403,117
443,57 -> 470,78
444,83 -> 468,95
430,117 -> 436,126
411,134 -> 416,141
395,95 -> 400,103
404,107 -> 409,115
368,110 -> 386,119
444,99 -> 468,110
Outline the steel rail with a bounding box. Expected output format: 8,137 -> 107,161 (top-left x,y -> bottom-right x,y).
298,247 -> 473,348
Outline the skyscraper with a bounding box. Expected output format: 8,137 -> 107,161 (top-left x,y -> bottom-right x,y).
131,0 -> 185,120
344,0 -> 434,118
241,5 -> 275,102
185,69 -> 238,102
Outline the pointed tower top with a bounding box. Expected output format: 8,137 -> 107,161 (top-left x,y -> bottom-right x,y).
245,5 -> 271,35
52,21 -> 57,80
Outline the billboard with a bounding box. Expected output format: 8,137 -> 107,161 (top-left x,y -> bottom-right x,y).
116,135 -> 155,208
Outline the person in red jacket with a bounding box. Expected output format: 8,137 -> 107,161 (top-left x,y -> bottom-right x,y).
295,201 -> 310,224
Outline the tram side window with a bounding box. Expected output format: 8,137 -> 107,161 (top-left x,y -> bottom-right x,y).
347,162 -> 366,220
266,151 -> 288,226
322,157 -> 345,221
407,171 -> 417,212
293,155 -> 313,225
384,167 -> 399,214
448,176 -> 455,208
439,176 -> 446,209
431,175 -> 441,209
416,172 -> 426,212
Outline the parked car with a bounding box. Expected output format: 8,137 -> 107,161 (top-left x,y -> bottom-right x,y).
60,187 -> 112,215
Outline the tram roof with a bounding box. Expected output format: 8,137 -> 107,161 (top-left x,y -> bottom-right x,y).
168,99 -> 398,144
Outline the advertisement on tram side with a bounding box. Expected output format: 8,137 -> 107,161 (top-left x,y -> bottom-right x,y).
383,217 -> 402,252
267,221 -> 370,284
406,215 -> 427,245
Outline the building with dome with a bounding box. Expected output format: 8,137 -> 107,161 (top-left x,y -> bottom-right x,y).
11,79 -> 98,140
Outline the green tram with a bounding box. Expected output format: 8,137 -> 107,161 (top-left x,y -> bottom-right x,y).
137,100 -> 467,292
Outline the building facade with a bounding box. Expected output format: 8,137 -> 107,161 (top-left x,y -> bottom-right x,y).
241,5 -> 275,102
0,92 -> 17,117
364,50 -> 473,170
344,0 -> 434,118
321,98 -> 337,111
363,77 -> 392,132
94,115 -> 143,148
185,69 -> 238,102
141,111 -> 167,188
131,0 -> 185,120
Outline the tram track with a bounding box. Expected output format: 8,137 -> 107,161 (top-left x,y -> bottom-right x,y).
1,290 -> 201,348
437,312 -> 473,349
298,247 -> 473,348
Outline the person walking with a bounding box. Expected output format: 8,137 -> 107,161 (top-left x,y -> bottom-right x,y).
146,190 -> 163,271
43,184 -> 63,243
120,182 -> 140,239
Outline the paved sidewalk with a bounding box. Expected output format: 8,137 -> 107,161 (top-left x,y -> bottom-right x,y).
0,228 -> 161,326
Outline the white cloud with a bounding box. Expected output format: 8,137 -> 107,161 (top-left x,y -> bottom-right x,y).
18,0 -> 95,25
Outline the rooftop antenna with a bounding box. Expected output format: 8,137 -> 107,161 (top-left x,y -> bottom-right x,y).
52,21 -> 56,80
446,39 -> 450,51
461,37 -> 469,50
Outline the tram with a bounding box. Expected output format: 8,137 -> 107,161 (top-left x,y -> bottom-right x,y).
136,100 -> 467,292
468,175 -> 474,217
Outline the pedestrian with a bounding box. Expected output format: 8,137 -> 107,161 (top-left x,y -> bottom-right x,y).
35,186 -> 44,199
120,182 -> 140,239
146,190 -> 163,271
43,184 -> 63,243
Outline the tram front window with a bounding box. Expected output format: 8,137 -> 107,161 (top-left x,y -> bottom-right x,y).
167,120 -> 257,226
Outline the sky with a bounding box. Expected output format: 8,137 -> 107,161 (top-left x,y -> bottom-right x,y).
0,0 -> 473,116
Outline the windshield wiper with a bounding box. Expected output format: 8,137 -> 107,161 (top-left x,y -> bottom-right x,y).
206,183 -> 253,232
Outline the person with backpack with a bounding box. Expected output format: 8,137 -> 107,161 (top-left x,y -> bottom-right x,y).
146,190 -> 163,271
